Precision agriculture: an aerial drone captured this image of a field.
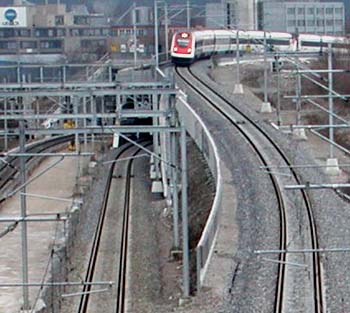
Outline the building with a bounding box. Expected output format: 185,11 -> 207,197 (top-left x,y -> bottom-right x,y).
259,1 -> 345,35
320,0 -> 350,33
0,3 -> 111,60
205,2 -> 226,28
224,0 -> 257,29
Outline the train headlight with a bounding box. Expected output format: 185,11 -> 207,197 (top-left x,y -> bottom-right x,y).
187,48 -> 192,53
174,47 -> 178,52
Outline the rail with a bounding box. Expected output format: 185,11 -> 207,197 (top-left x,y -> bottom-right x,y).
180,66 -> 323,312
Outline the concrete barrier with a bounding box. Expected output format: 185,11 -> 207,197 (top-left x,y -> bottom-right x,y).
176,90 -> 223,290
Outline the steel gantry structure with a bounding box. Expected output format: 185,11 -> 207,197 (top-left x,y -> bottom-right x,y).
0,62 -> 192,309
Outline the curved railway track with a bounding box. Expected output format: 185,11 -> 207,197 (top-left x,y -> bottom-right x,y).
77,141 -> 150,313
175,65 -> 323,313
0,135 -> 73,194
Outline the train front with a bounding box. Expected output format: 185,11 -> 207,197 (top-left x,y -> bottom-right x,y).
171,31 -> 195,65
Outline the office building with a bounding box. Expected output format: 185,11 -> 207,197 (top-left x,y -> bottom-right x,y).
259,1 -> 345,35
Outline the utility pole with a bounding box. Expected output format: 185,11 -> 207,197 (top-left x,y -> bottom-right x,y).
261,30 -> 271,112
186,0 -> 190,29
133,2 -> 137,67
276,54 -> 282,126
154,0 -> 159,68
164,2 -> 169,61
4,98 -> 8,151
324,42 -> 340,174
180,126 -> 190,297
19,120 -> 30,311
263,31 -> 268,104
292,52 -> 307,139
328,43 -> 334,158
233,30 -> 243,94
236,30 -> 240,83
295,59 -> 301,127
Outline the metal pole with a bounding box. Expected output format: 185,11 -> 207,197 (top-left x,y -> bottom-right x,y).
154,0 -> 159,68
276,55 -> 281,126
73,96 -> 80,182
171,131 -> 179,248
180,126 -> 190,297
40,66 -> 44,84
19,120 -> 30,310
263,30 -> 268,104
164,2 -> 169,61
152,94 -> 161,179
63,65 -> 66,86
36,97 -> 40,131
236,30 -> 240,83
4,97 -> 8,151
295,59 -> 301,126
83,96 -> 87,148
186,0 -> 191,29
328,43 -> 334,158
133,2 -> 137,68
91,95 -> 95,150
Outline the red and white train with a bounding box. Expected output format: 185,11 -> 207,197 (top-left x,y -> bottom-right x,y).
170,29 -> 348,65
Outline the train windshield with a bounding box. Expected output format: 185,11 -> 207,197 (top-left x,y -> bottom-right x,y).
176,33 -> 191,47
177,38 -> 190,47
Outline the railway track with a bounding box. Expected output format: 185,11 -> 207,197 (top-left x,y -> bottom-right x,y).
77,141 -> 149,313
0,135 -> 73,199
176,65 -> 323,312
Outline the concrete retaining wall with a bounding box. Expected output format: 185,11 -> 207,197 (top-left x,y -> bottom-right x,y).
176,90 -> 223,290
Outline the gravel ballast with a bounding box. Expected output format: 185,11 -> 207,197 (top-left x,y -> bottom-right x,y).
198,61 -> 350,312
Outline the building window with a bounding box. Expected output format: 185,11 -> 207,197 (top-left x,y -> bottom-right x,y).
317,19 -> 325,26
57,29 -> 65,36
19,29 -> 30,37
317,8 -> 324,15
70,29 -> 80,36
81,39 -> 106,48
326,8 -> 334,15
335,8 -> 343,15
326,19 -> 334,26
297,20 -> 305,26
307,20 -> 315,26
94,29 -> 102,36
21,41 -> 37,49
40,40 -> 62,49
0,41 -> 16,49
136,29 -> 144,36
288,20 -> 296,27
7,41 -> 17,49
335,19 -> 343,26
0,29 -> 15,37
298,8 -> 305,15
55,15 -> 64,26
307,8 -> 314,15
74,16 -> 88,25
35,29 -> 51,37
135,9 -> 141,24
287,8 -> 295,15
